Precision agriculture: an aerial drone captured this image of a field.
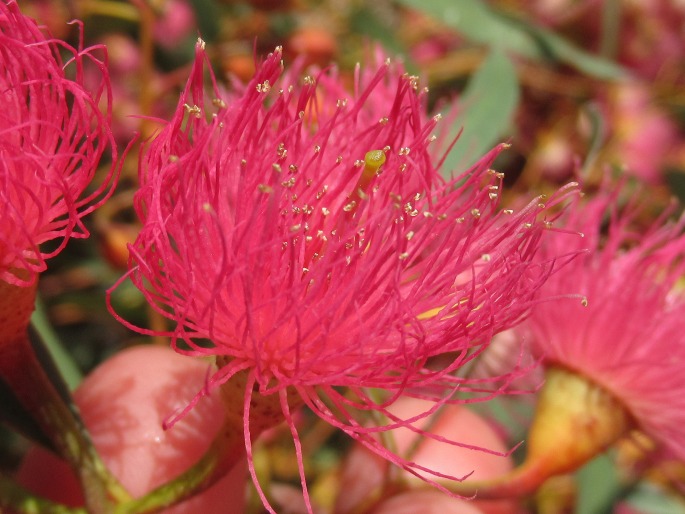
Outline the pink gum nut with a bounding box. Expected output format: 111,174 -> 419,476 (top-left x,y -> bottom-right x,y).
371,490 -> 487,514
18,346 -> 247,513
336,397 -> 519,514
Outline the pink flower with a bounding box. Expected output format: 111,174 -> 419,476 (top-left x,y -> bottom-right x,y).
114,40 -> 575,510
521,184 -> 685,461
0,0 -> 117,287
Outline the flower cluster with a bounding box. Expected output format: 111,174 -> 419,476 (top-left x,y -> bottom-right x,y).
116,40 -> 575,506
0,0 -> 117,287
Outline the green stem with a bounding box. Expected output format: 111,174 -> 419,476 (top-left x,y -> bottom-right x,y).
1,334 -> 131,512
114,413 -> 248,514
599,0 -> 621,60
78,0 -> 140,22
429,367 -> 631,501
30,298 -> 82,391
114,364 -> 310,514
580,102 -> 605,177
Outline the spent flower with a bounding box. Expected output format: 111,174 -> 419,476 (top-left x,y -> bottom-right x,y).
114,40 -> 576,510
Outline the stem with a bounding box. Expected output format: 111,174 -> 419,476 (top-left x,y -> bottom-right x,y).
78,0 -> 140,22
111,365 -> 266,513
0,281 -> 130,511
599,0 -> 621,60
2,334 -> 132,511
439,458 -> 548,500
434,366 -> 631,501
30,298 -> 82,390
113,434 -> 245,514
579,103 -> 605,177
1,339 -> 127,508
114,363 -> 308,514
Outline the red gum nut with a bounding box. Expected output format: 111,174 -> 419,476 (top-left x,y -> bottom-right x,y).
17,346 -> 247,513
336,397 -> 518,514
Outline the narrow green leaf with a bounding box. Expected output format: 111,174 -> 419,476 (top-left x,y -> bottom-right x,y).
523,22 -> 627,80
188,0 -> 221,42
624,483 -> 685,514
666,169 -> 685,204
397,0 -> 542,58
31,297 -> 82,391
396,0 -> 627,80
575,454 -> 622,514
350,7 -> 409,61
440,48 -> 520,174
580,102 -> 607,176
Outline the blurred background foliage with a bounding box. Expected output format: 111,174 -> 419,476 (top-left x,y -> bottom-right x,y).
8,0 -> 685,512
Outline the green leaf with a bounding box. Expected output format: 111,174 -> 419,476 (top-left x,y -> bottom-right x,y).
666,169 -> 685,204
579,102 -> 607,176
350,7 -> 409,60
440,48 -> 520,174
396,0 -> 627,80
397,0 -> 542,57
624,483 -> 685,514
575,453 -> 622,514
189,0 -> 221,42
31,297 -> 82,391
523,21 -> 627,80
